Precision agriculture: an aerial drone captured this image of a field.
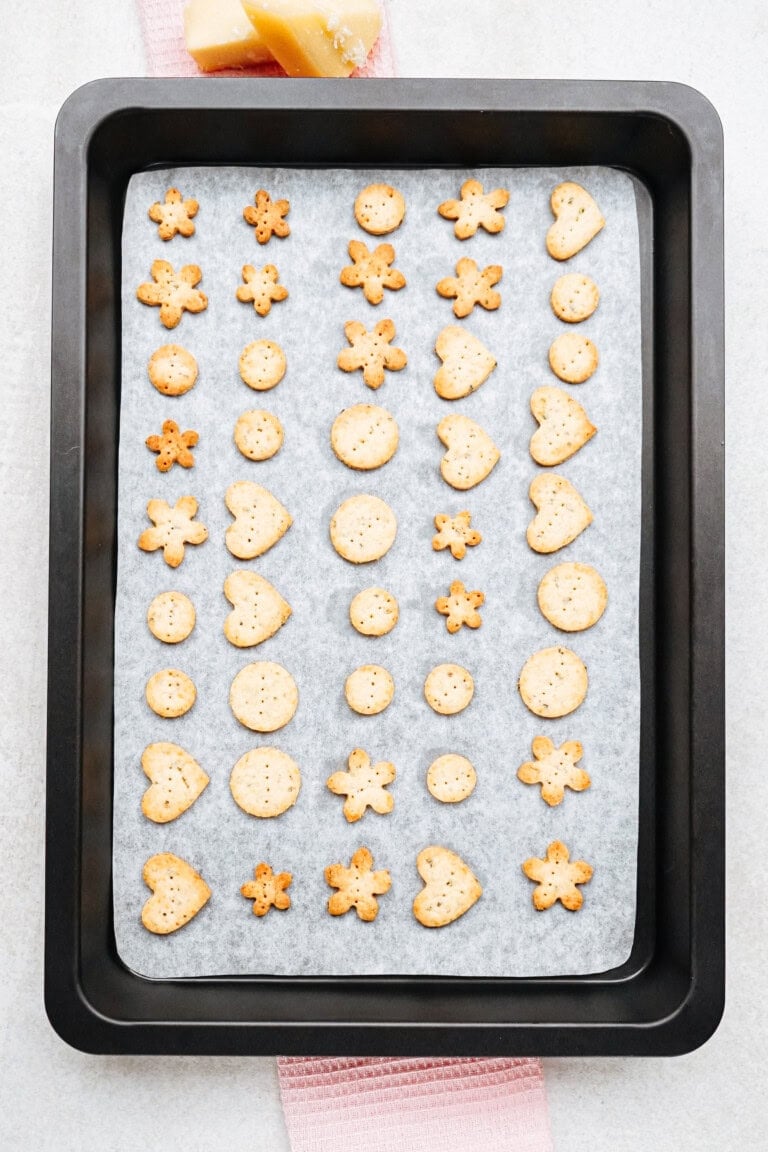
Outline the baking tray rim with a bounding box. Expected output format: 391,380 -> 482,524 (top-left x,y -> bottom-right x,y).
46,77 -> 724,1057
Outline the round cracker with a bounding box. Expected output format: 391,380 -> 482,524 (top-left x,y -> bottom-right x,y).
330,494 -> 397,563
230,661 -> 298,732
427,754 -> 477,803
234,409 -> 284,461
550,273 -> 600,323
230,747 -> 301,818
354,183 -> 406,235
147,344 -> 198,396
145,668 -> 196,718
537,562 -> 607,632
331,404 -> 399,471
548,332 -> 599,384
349,586 -> 399,636
424,664 -> 474,715
518,646 -> 588,718
239,339 -> 287,391
344,665 -> 395,716
147,591 -> 196,644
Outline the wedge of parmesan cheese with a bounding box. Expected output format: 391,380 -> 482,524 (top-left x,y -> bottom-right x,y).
241,0 -> 381,77
184,0 -> 273,72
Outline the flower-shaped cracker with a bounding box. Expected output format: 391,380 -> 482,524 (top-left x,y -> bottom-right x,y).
326,748 -> 396,823
137,496 -> 208,568
438,179 -> 509,239
145,420 -> 199,472
522,840 -> 593,911
236,264 -> 288,316
436,257 -> 502,318
325,847 -> 391,921
435,579 -> 484,633
136,260 -> 208,329
240,863 -> 292,917
148,188 -> 199,240
517,737 -> 591,807
432,512 -> 482,560
337,319 -> 407,389
243,189 -> 291,244
340,240 -> 406,305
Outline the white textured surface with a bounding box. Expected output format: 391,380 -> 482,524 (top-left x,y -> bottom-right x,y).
0,0 -> 764,1148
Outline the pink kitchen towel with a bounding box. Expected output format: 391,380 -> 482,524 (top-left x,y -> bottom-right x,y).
277,1057 -> 553,1152
136,0 -> 396,78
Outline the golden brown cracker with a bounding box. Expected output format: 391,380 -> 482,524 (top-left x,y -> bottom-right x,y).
330,494 -> 397,563
517,736 -> 590,807
325,847 -> 391,921
230,747 -> 302,817
424,663 -> 474,715
522,840 -> 594,910
413,845 -> 482,927
529,386 -> 596,467
527,473 -> 593,554
147,344 -> 198,396
145,668 -> 196,718
236,263 -> 288,316
148,188 -> 199,240
141,852 -> 211,934
136,259 -> 207,329
145,419 -> 199,472
518,646 -> 588,718
223,569 -> 292,648
140,742 -> 209,823
326,748 -> 396,822
241,863 -> 293,916
337,318 -> 407,390
354,183 -> 406,235
436,257 -> 502,318
537,561 -> 607,632
344,665 -> 395,716
147,590 -> 196,644
339,239 -> 406,305
438,179 -> 509,239
432,511 -> 482,560
243,189 -> 290,244
229,662 -> 299,733
349,586 -> 399,636
546,182 -> 605,261
138,496 -> 208,568
225,481 -> 292,560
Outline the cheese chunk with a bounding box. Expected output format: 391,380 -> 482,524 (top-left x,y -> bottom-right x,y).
184,0 -> 273,72
241,0 -> 381,77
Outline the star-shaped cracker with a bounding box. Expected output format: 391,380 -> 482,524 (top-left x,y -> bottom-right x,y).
438,179 -> 509,239
145,420 -> 199,472
436,258 -> 502,319
435,580 -> 484,633
137,496 -> 208,568
236,263 -> 288,316
148,188 -> 199,240
522,841 -> 594,911
243,189 -> 291,244
337,319 -> 407,389
240,862 -> 292,917
432,512 -> 482,560
340,240 -> 406,305
325,847 -> 391,921
136,260 -> 208,329
517,736 -> 591,807
326,748 -> 396,823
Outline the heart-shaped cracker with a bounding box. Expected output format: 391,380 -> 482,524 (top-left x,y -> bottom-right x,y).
546,182 -> 605,261
141,742 -> 210,824
434,326 -> 497,400
527,473 -> 593,553
225,481 -> 292,560
529,386 -> 596,466
437,415 -> 500,490
141,852 -> 211,935
223,570 -> 292,648
413,845 -> 482,927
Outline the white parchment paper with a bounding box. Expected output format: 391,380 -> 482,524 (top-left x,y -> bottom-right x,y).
114,166 -> 641,977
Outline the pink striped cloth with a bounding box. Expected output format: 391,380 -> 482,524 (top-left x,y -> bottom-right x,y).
277,1057 -> 553,1152
136,0 -> 396,78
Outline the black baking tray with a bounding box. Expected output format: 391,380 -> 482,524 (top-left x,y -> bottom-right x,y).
47,78 -> 724,1056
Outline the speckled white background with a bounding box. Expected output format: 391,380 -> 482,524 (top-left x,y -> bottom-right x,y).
115,165 -> 640,978
1,1 -> 764,1148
